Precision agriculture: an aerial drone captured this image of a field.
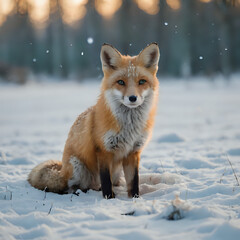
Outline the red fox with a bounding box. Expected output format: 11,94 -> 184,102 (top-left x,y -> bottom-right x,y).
28,43 -> 160,199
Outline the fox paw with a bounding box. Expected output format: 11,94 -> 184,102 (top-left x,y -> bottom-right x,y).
103,191 -> 115,199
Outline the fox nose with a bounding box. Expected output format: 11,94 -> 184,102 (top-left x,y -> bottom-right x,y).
129,95 -> 137,103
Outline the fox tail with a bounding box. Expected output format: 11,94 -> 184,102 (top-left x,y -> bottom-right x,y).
28,160 -> 67,194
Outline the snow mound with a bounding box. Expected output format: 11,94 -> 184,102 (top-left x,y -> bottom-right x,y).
139,173 -> 181,195
157,133 -> 185,143
121,199 -> 159,216
175,157 -> 217,169
209,221 -> 240,240
227,148 -> 240,156
158,195 -> 191,220
140,172 -> 181,185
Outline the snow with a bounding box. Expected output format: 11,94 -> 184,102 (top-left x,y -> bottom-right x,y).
0,78 -> 240,239
87,38 -> 94,44
157,133 -> 185,143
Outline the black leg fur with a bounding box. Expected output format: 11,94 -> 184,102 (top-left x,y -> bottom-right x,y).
130,168 -> 139,198
100,168 -> 115,199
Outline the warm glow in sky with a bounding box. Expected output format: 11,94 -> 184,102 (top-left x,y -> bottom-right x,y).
27,0 -> 50,28
95,0 -> 122,19
0,0 -> 15,26
18,0 -> 28,14
1,0 -> 232,29
134,0 -> 160,15
166,0 -> 181,10
60,0 -> 88,25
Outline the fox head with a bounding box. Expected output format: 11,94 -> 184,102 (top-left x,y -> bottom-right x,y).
100,43 -> 160,110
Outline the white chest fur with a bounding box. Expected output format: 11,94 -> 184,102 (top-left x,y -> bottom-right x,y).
103,116 -> 147,156
103,89 -> 154,158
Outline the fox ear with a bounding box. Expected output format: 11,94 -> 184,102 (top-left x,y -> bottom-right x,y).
137,43 -> 160,70
100,44 -> 122,71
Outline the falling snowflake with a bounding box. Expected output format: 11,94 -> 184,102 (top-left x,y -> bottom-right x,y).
87,37 -> 94,44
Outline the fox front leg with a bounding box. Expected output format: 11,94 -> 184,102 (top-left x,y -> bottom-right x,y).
97,151 -> 115,199
100,167 -> 116,199
123,152 -> 140,198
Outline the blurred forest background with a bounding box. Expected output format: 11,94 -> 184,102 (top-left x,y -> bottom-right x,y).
0,0 -> 240,83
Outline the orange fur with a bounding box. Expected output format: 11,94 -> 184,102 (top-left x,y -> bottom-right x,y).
28,43 -> 160,198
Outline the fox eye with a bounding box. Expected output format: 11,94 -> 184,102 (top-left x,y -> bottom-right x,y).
139,79 -> 147,85
117,80 -> 125,86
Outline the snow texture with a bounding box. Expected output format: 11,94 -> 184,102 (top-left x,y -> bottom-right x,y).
0,78 -> 240,239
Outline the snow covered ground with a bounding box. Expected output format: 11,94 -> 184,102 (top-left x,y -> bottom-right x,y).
0,77 -> 240,240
